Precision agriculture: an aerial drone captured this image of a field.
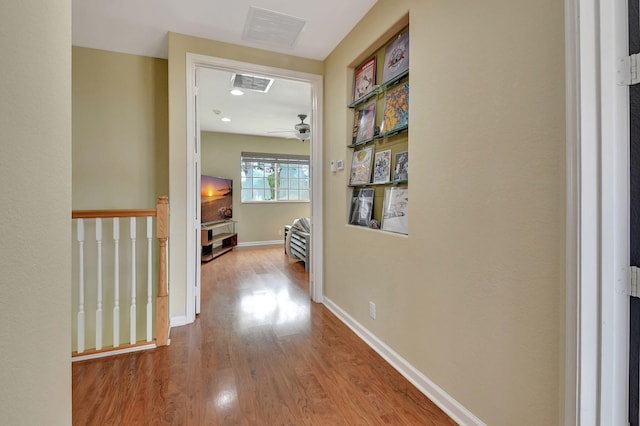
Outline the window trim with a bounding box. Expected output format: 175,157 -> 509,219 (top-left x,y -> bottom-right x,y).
240,151 -> 311,203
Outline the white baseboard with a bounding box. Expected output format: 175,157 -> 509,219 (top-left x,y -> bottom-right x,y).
170,315 -> 188,328
237,240 -> 283,247
323,297 -> 486,426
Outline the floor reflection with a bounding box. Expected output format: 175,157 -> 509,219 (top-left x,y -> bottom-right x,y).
237,279 -> 309,331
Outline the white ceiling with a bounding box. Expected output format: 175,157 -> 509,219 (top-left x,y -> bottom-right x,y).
72,0 -> 377,138
198,67 -> 312,137
72,0 -> 377,60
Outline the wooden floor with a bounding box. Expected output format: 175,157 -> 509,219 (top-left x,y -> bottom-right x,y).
72,245 -> 456,425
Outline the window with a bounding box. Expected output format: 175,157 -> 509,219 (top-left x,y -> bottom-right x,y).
241,152 -> 310,202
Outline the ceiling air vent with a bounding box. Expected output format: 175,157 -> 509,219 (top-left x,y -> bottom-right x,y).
231,73 -> 274,93
242,6 -> 307,49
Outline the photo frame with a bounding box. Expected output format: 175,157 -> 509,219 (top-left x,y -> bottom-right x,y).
381,81 -> 409,134
373,149 -> 392,184
393,151 -> 408,182
381,28 -> 409,84
352,100 -> 377,144
381,187 -> 408,234
349,145 -> 374,185
349,187 -> 375,226
353,56 -> 377,102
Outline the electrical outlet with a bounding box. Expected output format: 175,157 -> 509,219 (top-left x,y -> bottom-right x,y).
278,229 -> 283,236
369,301 -> 376,319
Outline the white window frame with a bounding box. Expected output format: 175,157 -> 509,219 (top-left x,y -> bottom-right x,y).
240,152 -> 311,203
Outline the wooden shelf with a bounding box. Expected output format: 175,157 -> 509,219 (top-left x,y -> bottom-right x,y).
201,245 -> 234,262
201,220 -> 237,262
202,220 -> 237,231
206,232 -> 236,245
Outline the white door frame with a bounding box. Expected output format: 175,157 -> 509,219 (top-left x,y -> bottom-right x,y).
565,0 -> 629,424
185,53 -> 324,323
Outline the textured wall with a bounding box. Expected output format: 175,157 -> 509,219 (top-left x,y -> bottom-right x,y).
323,1 -> 565,424
0,0 -> 72,423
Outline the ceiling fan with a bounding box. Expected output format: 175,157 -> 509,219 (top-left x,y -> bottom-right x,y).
268,114 -> 311,141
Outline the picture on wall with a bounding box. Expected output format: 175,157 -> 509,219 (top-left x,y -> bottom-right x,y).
381,81 -> 409,134
349,187 -> 375,226
349,145 -> 374,185
394,151 -> 408,182
373,149 -> 392,184
352,100 -> 377,144
381,186 -> 408,234
353,55 -> 377,102
381,28 -> 409,84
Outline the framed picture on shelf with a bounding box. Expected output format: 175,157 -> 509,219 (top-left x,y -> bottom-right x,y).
373,149 -> 392,184
349,187 -> 375,226
381,187 -> 408,234
353,56 -> 377,102
352,100 -> 377,144
349,145 -> 374,185
394,151 -> 408,181
381,81 -> 409,134
381,28 -> 409,84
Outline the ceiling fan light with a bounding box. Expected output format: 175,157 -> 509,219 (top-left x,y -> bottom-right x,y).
294,113 -> 310,141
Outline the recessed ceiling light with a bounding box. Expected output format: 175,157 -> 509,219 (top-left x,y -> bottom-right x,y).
229,89 -> 244,96
221,117 -> 231,122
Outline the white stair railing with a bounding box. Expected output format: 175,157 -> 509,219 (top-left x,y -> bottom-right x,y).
146,217 -> 153,342
77,219 -> 85,353
71,196 -> 169,361
129,217 -> 137,345
113,218 -> 120,348
95,218 -> 103,350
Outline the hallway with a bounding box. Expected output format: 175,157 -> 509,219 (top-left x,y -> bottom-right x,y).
72,246 -> 455,425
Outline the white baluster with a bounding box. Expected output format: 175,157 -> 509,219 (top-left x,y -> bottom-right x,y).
95,218 -> 103,350
77,219 -> 85,353
113,218 -> 120,348
146,216 -> 153,342
130,217 -> 137,344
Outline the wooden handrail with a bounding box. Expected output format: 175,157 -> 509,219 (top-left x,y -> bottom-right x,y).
72,209 -> 157,219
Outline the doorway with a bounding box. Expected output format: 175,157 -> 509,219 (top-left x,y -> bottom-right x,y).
185,53 -> 324,323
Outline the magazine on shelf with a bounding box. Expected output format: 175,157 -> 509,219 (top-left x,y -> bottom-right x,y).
373,149 -> 392,184
352,100 -> 377,144
381,81 -> 409,134
382,28 -> 409,84
349,187 -> 375,226
353,55 -> 377,102
394,151 -> 408,181
381,186 -> 408,234
349,145 -> 374,185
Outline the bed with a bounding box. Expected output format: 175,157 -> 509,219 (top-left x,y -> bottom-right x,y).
284,217 -> 311,271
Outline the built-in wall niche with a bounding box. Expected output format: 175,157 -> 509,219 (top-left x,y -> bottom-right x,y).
346,24 -> 409,235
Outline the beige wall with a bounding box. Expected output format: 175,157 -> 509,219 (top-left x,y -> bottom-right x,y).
168,32 -> 323,321
71,47 -> 168,349
201,132 -> 310,243
72,47 -> 169,209
0,0 -> 72,424
324,1 -> 565,425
